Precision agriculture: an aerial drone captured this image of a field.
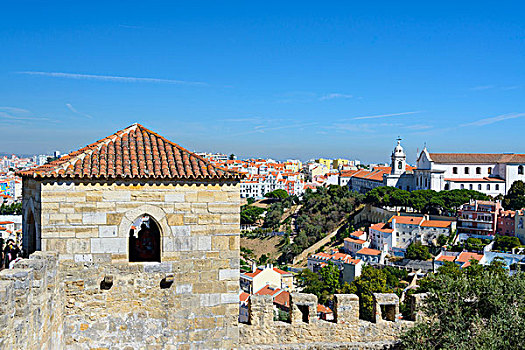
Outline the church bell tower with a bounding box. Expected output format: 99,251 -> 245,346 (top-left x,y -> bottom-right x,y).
391,137 -> 406,175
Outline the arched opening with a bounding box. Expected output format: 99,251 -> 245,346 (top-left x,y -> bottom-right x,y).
27,211 -> 37,256
444,183 -> 450,190
519,165 -> 524,175
129,214 -> 161,262
488,167 -> 492,175
476,167 -> 481,175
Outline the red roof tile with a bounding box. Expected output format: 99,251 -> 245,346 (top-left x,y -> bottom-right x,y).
274,291 -> 290,307
17,123 -> 242,180
356,247 -> 382,256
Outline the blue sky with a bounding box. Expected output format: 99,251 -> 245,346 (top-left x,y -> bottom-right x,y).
0,1 -> 524,163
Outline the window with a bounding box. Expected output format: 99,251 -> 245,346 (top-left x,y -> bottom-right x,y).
129,214 -> 161,262
469,184 -> 473,190
519,165 -> 524,175
398,161 -> 402,170
444,184 -> 450,190
487,184 -> 490,190
478,184 -> 482,190
460,184 -> 464,189
476,167 -> 481,174
465,167 -> 469,174
488,167 -> 492,175
453,167 -> 458,174
496,184 -> 500,190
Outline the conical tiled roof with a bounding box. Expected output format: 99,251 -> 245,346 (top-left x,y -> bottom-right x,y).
18,123 -> 242,180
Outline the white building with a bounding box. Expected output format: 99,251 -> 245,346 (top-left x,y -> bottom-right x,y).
369,215 -> 455,257
348,139 -> 525,196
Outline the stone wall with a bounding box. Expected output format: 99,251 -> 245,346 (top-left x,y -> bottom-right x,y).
0,251 -> 63,349
23,179 -> 240,262
240,292 -> 413,349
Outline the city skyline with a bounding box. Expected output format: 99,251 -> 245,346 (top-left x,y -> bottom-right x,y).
1,1 -> 524,162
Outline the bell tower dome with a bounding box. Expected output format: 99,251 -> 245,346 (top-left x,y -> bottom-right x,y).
391,137 -> 406,175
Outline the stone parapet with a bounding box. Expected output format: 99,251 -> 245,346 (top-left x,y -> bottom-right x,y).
241,292 -> 413,348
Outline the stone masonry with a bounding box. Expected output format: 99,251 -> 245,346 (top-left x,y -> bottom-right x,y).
240,293 -> 413,349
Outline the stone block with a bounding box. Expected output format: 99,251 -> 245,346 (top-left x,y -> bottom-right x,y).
82,212 -> 107,225
218,269 -> 239,281
99,225 -> 118,238
334,294 -> 359,324
90,238 -> 126,254
195,236 -> 212,251
102,191 -> 131,202
176,284 -> 193,295
165,193 -> 185,202
167,214 -> 184,226
200,293 -> 221,307
208,203 -> 239,214
172,237 -> 193,252
171,225 -> 191,237
197,191 -> 215,203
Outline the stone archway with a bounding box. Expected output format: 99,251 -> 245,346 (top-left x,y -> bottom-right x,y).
23,198 -> 40,256
117,204 -> 170,261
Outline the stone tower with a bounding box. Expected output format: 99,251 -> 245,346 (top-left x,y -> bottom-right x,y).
15,123 -> 243,349
391,137 -> 406,175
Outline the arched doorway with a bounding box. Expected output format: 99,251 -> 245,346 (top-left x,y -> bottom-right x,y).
129,214 -> 161,262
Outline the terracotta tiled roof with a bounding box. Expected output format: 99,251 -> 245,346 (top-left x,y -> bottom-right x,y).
436,254 -> 456,262
421,220 -> 453,228
317,304 -> 333,314
429,153 -> 525,164
391,216 -> 424,225
370,222 -> 394,233
17,123 -> 242,180
273,267 -> 292,276
255,285 -> 282,296
274,291 -> 290,307
344,237 -> 367,244
356,247 -> 382,256
456,252 -> 483,263
239,292 -> 250,303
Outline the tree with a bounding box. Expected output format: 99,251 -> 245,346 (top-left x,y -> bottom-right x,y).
264,189 -> 289,200
263,202 -> 284,229
503,180 -> 525,210
493,235 -> 521,252
240,205 -> 264,225
405,242 -> 432,260
401,261 -> 525,350
465,237 -> 484,252
345,266 -> 393,321
319,262 -> 341,294
247,197 -> 255,205
0,202 -> 22,215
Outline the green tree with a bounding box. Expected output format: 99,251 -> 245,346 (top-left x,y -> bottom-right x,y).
493,235 -> 521,252
264,189 -> 289,200
346,266 -> 393,321
240,205 -> 265,225
0,202 -> 22,215
320,262 -> 341,294
503,180 -> 525,210
405,242 -> 432,260
465,237 -> 484,251
402,261 -> 525,350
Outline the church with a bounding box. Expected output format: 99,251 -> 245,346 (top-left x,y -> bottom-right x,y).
349,139 -> 525,196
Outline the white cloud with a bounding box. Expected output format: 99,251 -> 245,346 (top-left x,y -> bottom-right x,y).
461,113 -> 525,127
353,111 -> 422,120
17,71 -> 207,86
319,93 -> 353,101
0,107 -> 30,114
66,103 -> 93,119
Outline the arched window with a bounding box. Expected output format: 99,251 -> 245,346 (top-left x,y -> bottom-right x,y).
496,184 -> 500,190
488,167 -> 492,175
487,184 -> 490,190
129,214 -> 161,262
453,167 -> 458,174
398,161 -> 402,170
444,184 -> 450,190
27,211 -> 37,256
476,167 -> 481,174
519,165 -> 524,175
464,167 -> 470,174
469,184 -> 473,190
460,184 -> 465,189
478,184 -> 482,190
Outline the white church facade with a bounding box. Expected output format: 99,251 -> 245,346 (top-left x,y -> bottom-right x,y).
349,139 -> 525,196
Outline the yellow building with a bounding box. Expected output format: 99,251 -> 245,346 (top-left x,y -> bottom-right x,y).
333,158 -> 350,169
315,158 -> 333,169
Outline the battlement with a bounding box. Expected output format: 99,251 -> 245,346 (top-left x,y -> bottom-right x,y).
240,292 -> 415,349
